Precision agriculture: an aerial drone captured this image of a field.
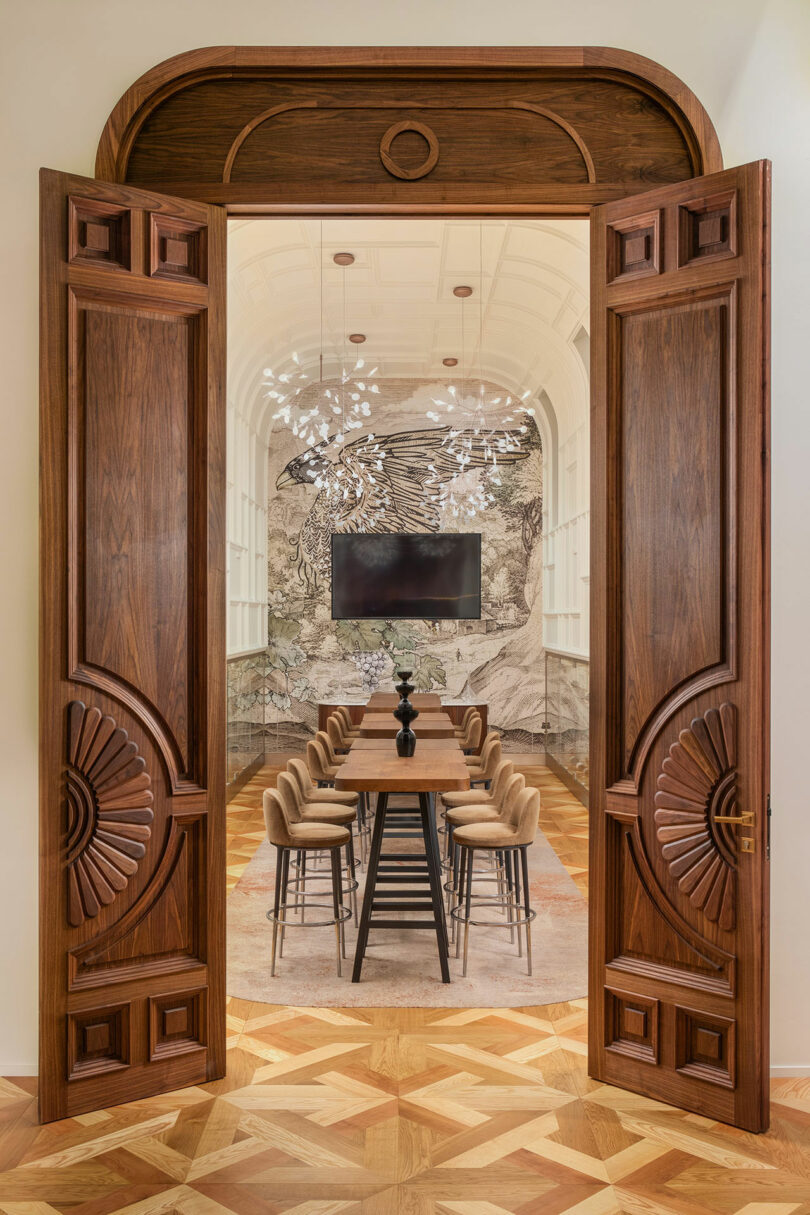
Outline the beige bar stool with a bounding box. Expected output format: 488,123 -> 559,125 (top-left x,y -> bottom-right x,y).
464,734 -> 502,783
444,770 -> 525,935
263,787 -> 351,977
326,713 -> 353,754
457,713 -> 482,754
317,729 -> 348,768
289,753 -> 370,867
453,706 -> 477,740
306,736 -> 341,784
275,771 -> 359,927
308,735 -> 372,861
451,786 -> 541,976
335,706 -> 361,740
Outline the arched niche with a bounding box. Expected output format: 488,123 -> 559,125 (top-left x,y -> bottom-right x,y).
95,46 -> 722,212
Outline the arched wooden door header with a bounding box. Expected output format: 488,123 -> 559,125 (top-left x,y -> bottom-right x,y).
96,46 -> 722,211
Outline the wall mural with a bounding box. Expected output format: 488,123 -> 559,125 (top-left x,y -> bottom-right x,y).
260,379 -> 545,750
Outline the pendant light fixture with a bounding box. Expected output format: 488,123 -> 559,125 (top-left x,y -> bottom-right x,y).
425,222 -> 535,520
261,226 -> 390,529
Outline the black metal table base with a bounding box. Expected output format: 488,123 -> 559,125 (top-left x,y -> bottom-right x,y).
351,791 -> 451,983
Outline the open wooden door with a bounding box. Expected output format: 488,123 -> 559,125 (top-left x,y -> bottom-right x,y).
39,170 -> 226,1121
589,162 -> 770,1131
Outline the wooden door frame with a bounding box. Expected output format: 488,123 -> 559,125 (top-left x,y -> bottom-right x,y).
42,45 -> 734,1104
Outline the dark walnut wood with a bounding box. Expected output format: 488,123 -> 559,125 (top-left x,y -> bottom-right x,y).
589,162 -> 771,1132
94,47 -> 722,212
39,169 -> 226,1122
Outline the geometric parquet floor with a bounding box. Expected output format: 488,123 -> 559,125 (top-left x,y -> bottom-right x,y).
3,763 -> 808,1213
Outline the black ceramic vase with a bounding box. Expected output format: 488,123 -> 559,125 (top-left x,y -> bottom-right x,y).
393,670 -> 419,757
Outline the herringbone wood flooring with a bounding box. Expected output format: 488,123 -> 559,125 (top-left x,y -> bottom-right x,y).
4,762 -> 806,1212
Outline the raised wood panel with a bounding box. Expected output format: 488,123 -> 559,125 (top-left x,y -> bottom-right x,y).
95,47 -> 722,210
68,816 -> 205,989
620,294 -> 731,771
40,170 -> 226,1122
76,303 -> 195,778
590,163 -> 770,1132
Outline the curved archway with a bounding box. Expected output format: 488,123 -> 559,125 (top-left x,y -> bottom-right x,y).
95,46 -> 722,211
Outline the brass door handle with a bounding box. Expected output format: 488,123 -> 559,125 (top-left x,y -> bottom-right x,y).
713,812 -> 754,824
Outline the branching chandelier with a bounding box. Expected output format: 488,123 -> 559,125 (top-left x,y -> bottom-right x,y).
424,226 -> 535,520
261,222 -> 534,525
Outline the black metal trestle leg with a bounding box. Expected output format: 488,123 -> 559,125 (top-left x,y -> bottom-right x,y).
352,792 -> 388,982
351,790 -> 451,984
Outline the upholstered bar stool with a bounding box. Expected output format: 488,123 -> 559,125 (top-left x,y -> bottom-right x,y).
326,713 -> 353,754
263,787 -> 351,977
316,729 -> 348,769
289,754 -> 370,867
307,735 -> 372,861
444,770 -> 525,937
440,759 -> 516,862
453,707 -> 477,741
451,786 -> 540,976
335,706 -> 361,740
464,734 -> 502,784
457,713 -> 482,754
307,736 -> 341,784
275,772 -> 359,926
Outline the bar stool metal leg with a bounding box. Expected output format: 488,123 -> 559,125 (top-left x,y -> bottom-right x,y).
279,848 -> 291,956
462,847 -> 474,977
270,845 -> 284,976
330,846 -> 343,978
455,845 -> 467,959
521,845 -> 533,977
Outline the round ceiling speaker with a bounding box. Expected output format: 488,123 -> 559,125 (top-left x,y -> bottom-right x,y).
349,333 -> 366,344
333,252 -> 355,266
442,357 -> 458,367
453,285 -> 473,297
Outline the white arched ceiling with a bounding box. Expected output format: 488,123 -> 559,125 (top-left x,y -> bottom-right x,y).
227,218 -> 590,448
226,217 -> 591,658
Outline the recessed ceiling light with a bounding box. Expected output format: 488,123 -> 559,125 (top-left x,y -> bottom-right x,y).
442,357 -> 458,367
333,252 -> 355,266
453,285 -> 473,298
349,333 -> 366,344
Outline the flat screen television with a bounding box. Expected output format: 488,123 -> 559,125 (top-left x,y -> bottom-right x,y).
331,532 -> 481,620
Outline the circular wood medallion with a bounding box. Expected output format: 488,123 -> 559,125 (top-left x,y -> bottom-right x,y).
333,252 -> 355,266
453,285 -> 473,298
379,120 -> 440,181
349,333 -> 366,343
442,357 -> 458,366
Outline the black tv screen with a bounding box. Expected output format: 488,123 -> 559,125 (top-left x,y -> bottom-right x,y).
331,533 -> 481,620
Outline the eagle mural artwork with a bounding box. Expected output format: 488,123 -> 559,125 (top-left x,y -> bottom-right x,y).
262,379 -> 547,750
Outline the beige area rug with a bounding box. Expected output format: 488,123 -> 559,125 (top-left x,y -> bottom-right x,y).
227,808 -> 587,1007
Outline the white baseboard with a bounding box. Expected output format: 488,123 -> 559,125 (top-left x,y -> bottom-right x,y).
770,1065 -> 810,1077
0,1064 -> 37,1078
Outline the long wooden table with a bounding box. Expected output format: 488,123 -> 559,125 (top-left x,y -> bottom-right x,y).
358,711 -> 456,739
335,743 -> 469,983
365,691 -> 442,711
350,737 -> 460,751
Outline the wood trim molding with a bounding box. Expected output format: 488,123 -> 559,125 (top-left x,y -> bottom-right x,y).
95,45 -> 722,211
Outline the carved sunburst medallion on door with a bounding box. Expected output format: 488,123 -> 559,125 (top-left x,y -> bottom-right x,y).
65,701 -> 154,927
654,703 -> 738,931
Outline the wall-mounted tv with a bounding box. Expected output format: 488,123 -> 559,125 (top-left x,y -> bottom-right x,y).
331,532 -> 481,620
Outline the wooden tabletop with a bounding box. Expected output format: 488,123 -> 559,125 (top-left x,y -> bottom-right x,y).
350,736 -> 463,751
359,712 -> 456,739
365,691 -> 442,710
335,748 -> 470,793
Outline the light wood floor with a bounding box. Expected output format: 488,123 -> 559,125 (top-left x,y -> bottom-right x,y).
2,762 -> 808,1212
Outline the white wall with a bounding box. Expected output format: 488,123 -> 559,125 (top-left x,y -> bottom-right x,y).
1,0 -> 807,1073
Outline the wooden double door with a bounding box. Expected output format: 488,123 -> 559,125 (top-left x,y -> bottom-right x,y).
39,162 -> 770,1129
